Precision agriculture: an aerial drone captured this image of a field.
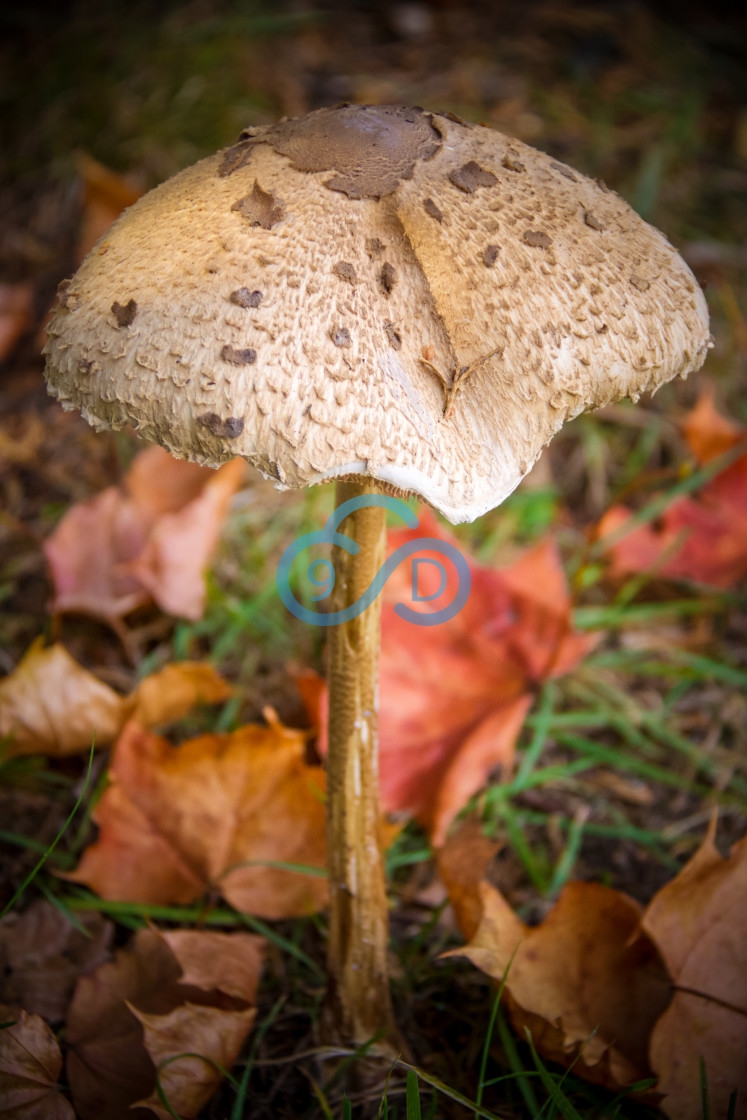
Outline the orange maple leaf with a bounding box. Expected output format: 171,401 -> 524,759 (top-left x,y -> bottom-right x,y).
67,719 -> 328,919
598,390 -> 747,589
44,446 -> 245,625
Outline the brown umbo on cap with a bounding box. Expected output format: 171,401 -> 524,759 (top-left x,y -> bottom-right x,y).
45,104 -> 711,523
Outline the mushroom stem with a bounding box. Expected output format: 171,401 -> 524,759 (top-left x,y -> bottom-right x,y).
325,478 -> 397,1049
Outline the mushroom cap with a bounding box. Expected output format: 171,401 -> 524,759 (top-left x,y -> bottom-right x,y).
45,105 -> 710,523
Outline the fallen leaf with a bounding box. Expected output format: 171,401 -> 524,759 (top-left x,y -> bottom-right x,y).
131,662 -> 233,727
67,927 -> 263,1120
447,881 -> 671,1090
0,640 -> 126,757
309,514 -> 594,845
0,640 -> 231,759
0,1004 -> 75,1119
0,414 -> 45,467
0,900 -> 112,1022
132,1001 -> 256,1120
679,386 -> 742,463
67,720 -> 328,918
599,392 -> 747,588
159,930 -> 264,1003
0,283 -> 34,363
44,446 -> 245,624
435,817 -> 500,940
74,153 -> 144,262
643,820 -> 747,1120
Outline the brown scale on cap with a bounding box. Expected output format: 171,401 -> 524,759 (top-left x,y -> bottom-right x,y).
231,181 -> 283,229
260,104 -> 442,199
449,161 -> 498,193
378,263 -> 397,295
197,413 -> 245,438
221,345 -> 256,366
111,299 -> 137,327
230,288 -> 263,308
423,198 -> 443,223
44,103 -> 711,524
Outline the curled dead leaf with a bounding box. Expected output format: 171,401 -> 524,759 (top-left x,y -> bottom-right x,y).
446,880 -> 671,1091
131,662 -> 232,727
131,1001 -> 256,1120
0,640 -> 126,757
66,927 -> 263,1120
643,820 -> 747,1120
0,641 -> 231,759
599,393 -> 747,588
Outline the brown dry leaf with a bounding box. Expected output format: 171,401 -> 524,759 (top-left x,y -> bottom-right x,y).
132,1002 -> 256,1120
679,386 -> 743,463
0,900 -> 112,1022
0,641 -> 231,759
74,152 -> 144,262
0,414 -> 45,467
67,927 -> 263,1120
0,640 -> 127,757
448,881 -> 671,1090
435,817 -> 501,941
0,282 -> 34,362
0,1004 -> 75,1120
131,662 -> 233,727
68,720 -> 328,918
44,446 -> 245,625
643,821 -> 747,1120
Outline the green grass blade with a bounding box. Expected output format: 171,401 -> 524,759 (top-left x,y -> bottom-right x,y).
406,1069 -> 422,1120
0,745 -> 94,921
525,1030 -> 584,1120
547,810 -> 587,896
700,1057 -> 710,1120
512,683 -> 556,793
396,1060 -> 509,1120
495,1010 -> 539,1116
230,995 -> 285,1120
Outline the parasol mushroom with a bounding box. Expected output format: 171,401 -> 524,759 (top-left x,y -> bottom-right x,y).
44,104 -> 711,1051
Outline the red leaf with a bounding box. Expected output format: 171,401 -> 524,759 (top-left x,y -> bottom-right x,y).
44,447 -> 244,624
599,392 -> 747,588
